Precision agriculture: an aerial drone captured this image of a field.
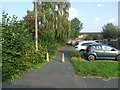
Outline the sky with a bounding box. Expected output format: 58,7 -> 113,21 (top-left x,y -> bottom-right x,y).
1,0 -> 119,33
69,2 -> 118,32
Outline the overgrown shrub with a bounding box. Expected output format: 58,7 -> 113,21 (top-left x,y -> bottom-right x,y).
2,12 -> 60,81
2,12 -> 45,81
71,49 -> 86,60
71,50 -> 81,58
39,31 -> 58,56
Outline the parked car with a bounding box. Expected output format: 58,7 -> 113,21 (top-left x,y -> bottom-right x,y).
74,41 -> 97,53
72,40 -> 82,46
71,40 -> 76,46
85,43 -> 120,61
67,40 -> 72,45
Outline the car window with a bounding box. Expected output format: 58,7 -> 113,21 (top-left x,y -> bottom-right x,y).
81,42 -> 94,46
103,46 -> 113,51
99,41 -> 109,45
92,45 -> 102,50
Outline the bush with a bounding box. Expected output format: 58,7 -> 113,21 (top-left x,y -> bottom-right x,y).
39,31 -> 58,56
71,50 -> 83,59
2,12 -> 45,81
2,12 -> 59,81
85,35 -> 93,40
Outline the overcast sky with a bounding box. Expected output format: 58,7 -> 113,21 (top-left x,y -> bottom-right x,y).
1,0 -> 119,32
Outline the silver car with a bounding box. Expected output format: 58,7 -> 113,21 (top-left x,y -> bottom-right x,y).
85,44 -> 120,61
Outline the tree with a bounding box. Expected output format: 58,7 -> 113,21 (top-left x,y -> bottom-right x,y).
24,1 -> 71,45
85,35 -> 93,40
70,17 -> 83,38
102,23 -> 119,39
91,34 -> 100,40
54,2 -> 71,43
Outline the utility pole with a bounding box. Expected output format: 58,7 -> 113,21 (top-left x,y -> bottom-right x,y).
35,0 -> 38,51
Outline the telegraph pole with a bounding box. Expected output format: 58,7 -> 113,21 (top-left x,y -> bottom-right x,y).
35,0 -> 38,51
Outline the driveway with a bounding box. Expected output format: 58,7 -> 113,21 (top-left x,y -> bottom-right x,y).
2,45 -> 119,88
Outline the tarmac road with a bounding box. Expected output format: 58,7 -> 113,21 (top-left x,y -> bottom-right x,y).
2,45 -> 119,89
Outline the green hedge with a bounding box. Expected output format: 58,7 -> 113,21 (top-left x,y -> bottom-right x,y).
2,12 -> 59,81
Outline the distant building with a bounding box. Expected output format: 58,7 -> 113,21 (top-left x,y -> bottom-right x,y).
80,32 -> 103,40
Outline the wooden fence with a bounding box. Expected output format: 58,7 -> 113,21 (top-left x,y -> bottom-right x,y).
117,38 -> 120,50
111,40 -> 120,50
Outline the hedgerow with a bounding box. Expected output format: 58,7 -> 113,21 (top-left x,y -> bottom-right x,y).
2,12 -> 58,81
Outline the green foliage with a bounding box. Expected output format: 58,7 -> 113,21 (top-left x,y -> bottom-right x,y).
85,35 -> 93,40
85,34 -> 100,40
55,2 -> 72,44
71,50 -> 80,58
71,17 -> 83,38
2,12 -> 46,81
102,23 -> 119,39
71,59 -> 119,78
91,34 -> 100,40
24,2 -> 72,45
38,31 -> 58,56
2,1 -> 72,82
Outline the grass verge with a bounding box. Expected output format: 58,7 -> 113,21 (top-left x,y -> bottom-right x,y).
71,57 -> 120,78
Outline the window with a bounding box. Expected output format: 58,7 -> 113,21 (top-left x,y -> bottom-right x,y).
92,45 -> 102,50
81,42 -> 94,46
103,46 -> 112,51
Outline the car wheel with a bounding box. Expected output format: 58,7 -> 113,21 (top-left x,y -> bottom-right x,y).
88,55 -> 95,61
79,50 -> 84,54
116,55 -> 120,61
79,50 -> 85,57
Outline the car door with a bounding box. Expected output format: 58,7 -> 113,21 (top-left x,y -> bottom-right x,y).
102,46 -> 118,57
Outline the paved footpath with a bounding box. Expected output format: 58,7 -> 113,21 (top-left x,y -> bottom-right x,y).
2,46 -> 119,88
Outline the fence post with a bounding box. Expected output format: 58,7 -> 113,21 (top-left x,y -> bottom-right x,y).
61,53 -> 65,62
46,52 -> 49,62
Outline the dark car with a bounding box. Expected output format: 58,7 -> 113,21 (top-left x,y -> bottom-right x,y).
85,44 -> 120,61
